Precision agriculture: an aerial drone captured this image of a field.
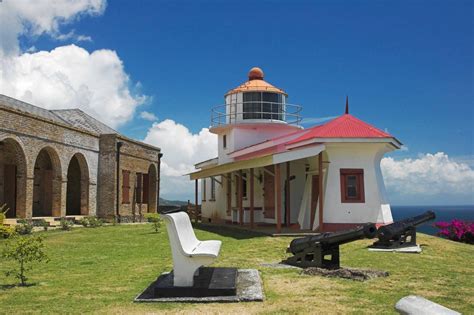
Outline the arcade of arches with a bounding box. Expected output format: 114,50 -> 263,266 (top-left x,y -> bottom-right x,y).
0,137 -> 160,219
1,95 -> 161,221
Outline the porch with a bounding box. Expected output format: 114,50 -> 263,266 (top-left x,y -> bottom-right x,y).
189,144 -> 328,234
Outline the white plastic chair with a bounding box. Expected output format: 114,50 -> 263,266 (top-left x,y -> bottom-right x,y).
162,211 -> 221,286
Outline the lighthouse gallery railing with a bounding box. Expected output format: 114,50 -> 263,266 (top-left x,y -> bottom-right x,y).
211,102 -> 302,128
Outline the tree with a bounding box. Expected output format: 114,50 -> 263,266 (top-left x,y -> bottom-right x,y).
2,235 -> 49,286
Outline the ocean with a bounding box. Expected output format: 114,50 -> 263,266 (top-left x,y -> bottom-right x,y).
391,205 -> 474,236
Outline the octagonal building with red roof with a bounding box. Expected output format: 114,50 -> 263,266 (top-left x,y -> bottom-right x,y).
190,68 -> 401,233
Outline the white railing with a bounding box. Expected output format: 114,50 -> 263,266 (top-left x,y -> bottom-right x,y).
211,102 -> 302,128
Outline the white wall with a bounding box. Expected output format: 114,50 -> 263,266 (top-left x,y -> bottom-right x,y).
201,176 -> 226,223
322,143 -> 394,225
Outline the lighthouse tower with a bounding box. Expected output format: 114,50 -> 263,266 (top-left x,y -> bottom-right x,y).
210,67 -> 302,164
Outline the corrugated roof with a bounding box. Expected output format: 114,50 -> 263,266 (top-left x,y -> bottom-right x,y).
228,113 -> 399,161
0,94 -> 68,124
287,114 -> 392,144
0,94 -> 117,135
52,109 -> 117,134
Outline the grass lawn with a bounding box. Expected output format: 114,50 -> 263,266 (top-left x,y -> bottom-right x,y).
0,223 -> 473,314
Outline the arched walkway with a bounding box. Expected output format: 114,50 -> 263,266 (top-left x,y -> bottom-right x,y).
66,153 -> 89,215
32,147 -> 62,217
0,138 -> 27,218
147,164 -> 158,213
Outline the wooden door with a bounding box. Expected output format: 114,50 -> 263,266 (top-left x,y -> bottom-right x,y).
310,175 -> 320,229
4,165 -> 17,218
263,166 -> 275,219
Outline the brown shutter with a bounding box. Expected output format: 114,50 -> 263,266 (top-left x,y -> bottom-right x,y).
142,173 -> 149,204
122,170 -> 130,204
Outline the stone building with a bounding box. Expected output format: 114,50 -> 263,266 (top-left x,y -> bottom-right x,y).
0,94 -> 162,221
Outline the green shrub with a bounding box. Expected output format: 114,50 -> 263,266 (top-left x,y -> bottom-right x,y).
79,216 -> 104,228
60,218 -> 73,231
79,217 -> 89,227
144,213 -> 163,233
0,203 -> 9,225
15,219 -> 33,235
2,235 -> 49,286
1,205 -> 16,238
35,219 -> 49,231
1,225 -> 16,239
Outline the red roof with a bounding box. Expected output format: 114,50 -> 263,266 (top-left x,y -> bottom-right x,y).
231,113 -> 398,160
287,113 -> 392,145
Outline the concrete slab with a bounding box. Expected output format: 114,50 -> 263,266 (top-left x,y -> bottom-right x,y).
395,295 -> 461,314
134,269 -> 264,303
368,245 -> 422,253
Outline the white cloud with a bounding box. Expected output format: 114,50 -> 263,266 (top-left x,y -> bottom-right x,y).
0,44 -> 146,128
54,30 -> 92,42
381,152 -> 474,196
143,120 -> 217,199
0,0 -> 106,56
140,111 -> 159,121
0,1 -> 143,128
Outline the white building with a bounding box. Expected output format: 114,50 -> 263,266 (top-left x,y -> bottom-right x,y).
189,67 -> 401,232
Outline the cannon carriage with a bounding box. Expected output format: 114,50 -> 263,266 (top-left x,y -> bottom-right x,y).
282,223 -> 377,269
370,210 -> 436,250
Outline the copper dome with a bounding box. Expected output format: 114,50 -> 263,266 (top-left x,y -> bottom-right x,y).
225,67 -> 287,96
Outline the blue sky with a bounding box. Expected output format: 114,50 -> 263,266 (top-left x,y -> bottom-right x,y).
57,0 -> 473,155
2,0 -> 473,204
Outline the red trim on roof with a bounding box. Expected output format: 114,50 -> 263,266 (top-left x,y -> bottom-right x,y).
228,113 -> 398,161
287,114 -> 392,145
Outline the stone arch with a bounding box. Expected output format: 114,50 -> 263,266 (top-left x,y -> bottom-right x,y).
66,153 -> 90,216
147,163 -> 158,213
32,146 -> 62,217
0,137 -> 28,218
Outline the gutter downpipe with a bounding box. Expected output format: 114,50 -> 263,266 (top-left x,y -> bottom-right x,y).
116,141 -> 123,223
157,153 -> 163,213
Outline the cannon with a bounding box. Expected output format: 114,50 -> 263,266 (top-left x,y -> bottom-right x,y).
282,223 -> 377,269
370,210 -> 436,250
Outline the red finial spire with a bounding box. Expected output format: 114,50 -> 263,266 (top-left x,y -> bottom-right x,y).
345,96 -> 349,114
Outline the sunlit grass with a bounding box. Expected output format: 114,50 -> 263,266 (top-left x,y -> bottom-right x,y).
0,224 -> 472,314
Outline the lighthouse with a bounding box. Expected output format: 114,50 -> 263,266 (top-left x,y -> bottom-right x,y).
210,67 -> 302,164
191,67 -> 401,233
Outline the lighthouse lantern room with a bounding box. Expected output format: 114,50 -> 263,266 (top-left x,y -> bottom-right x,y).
211,67 -> 303,164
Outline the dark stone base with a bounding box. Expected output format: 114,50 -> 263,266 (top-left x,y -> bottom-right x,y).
154,267 -> 237,298
135,268 -> 264,303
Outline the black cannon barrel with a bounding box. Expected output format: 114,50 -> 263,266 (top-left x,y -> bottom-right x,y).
377,210 -> 436,242
289,223 -> 377,254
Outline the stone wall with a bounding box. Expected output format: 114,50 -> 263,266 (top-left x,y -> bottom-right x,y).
0,104 -> 161,220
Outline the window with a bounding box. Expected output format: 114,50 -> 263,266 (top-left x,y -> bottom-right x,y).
242,92 -> 283,120
210,176 -> 216,200
340,169 -> 365,203
142,173 -> 149,204
122,170 -> 130,204
202,178 -> 206,201
135,173 -> 143,203
223,135 -> 227,149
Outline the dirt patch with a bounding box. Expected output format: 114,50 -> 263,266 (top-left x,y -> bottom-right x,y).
302,267 -> 389,281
